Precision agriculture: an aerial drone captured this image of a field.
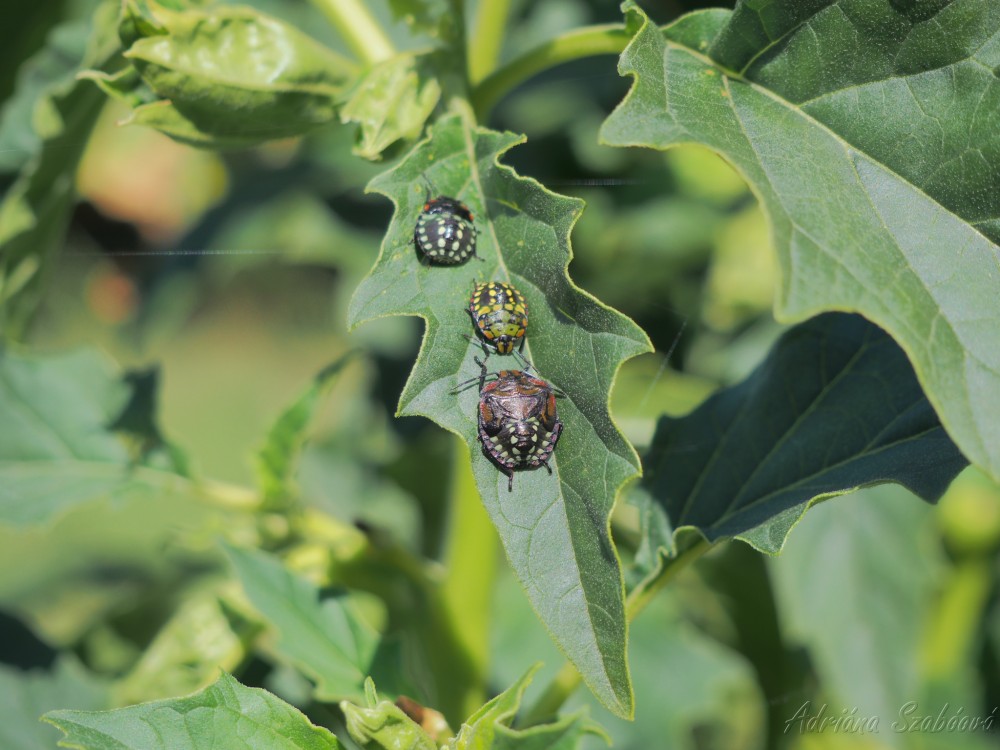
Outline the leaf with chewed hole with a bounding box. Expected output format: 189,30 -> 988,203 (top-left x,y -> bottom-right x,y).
349,112 -> 650,718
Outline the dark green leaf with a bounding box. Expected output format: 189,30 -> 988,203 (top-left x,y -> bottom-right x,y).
0,658 -> 109,750
602,1 -> 1000,483
349,112 -> 650,717
0,348 -> 195,527
0,1 -> 119,338
226,545 -> 401,703
44,673 -> 344,749
254,354 -> 356,505
640,314 -> 967,556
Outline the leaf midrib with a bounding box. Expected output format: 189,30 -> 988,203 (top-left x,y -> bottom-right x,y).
455,113 -> 625,709
702,423 -> 950,532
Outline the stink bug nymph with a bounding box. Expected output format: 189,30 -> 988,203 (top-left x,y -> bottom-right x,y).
454,357 -> 563,492
467,280 -> 528,360
414,195 -> 479,265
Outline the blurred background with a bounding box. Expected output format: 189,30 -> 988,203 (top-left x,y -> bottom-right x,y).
1,1 -> 999,749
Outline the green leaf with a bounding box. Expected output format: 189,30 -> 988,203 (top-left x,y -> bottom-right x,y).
255,354 -> 356,505
0,17 -> 90,173
341,679 -> 437,750
91,0 -> 358,148
639,314 -> 968,557
0,348 -> 195,527
113,591 -> 252,705
0,658 -> 109,750
44,672 -> 344,750
0,1 -> 119,337
340,53 -> 441,160
226,545 -> 401,703
452,666 -> 606,750
349,112 -> 650,718
490,571 -> 764,750
769,485 -> 942,727
601,1 -> 1000,484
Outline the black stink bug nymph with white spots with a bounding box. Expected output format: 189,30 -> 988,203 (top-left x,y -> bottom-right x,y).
414,195 -> 479,265
454,357 -> 563,492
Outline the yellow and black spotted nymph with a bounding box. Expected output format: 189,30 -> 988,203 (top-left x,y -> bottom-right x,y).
414,196 -> 479,265
468,280 -> 528,356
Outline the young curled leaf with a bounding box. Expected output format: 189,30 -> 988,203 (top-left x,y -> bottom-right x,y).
341,679 -> 438,750
85,0 -> 359,148
453,666 -> 607,750
339,52 -> 441,160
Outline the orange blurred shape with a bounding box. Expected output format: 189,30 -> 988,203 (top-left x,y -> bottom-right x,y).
77,103 -> 228,243
86,267 -> 139,324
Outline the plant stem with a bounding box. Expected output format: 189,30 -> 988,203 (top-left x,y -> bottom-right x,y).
308,0 -> 396,65
625,538 -> 712,621
519,661 -> 583,727
519,538 -> 714,726
471,24 -> 630,119
468,0 -> 510,84
435,436 -> 499,720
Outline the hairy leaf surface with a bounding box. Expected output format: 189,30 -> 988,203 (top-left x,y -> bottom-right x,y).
602,1 -> 1000,483
349,113 -> 650,717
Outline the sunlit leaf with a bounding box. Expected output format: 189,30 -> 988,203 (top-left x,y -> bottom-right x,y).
340,53 -> 441,160
349,112 -> 650,717
602,1 -> 1000,483
45,673 -> 344,749
770,486 -> 942,726
84,0 -> 358,148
